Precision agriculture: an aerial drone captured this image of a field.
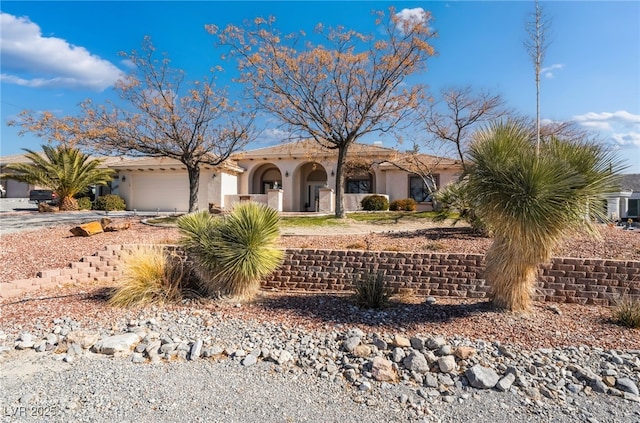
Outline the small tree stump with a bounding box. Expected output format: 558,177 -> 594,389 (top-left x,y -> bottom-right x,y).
103,221 -> 131,232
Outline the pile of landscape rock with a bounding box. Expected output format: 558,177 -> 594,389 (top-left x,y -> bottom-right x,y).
1,308 -> 639,416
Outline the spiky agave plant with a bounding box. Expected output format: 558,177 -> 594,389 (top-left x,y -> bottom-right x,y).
177,203 -> 283,300
466,120 -> 623,311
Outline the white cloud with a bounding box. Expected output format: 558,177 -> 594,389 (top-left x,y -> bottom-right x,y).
572,110 -> 640,131
572,110 -> 640,152
611,132 -> 640,147
541,63 -> 564,79
0,12 -> 123,91
395,8 -> 431,33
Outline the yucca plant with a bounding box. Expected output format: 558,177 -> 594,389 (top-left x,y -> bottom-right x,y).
4,145 -> 114,211
353,267 -> 391,309
178,202 -> 283,300
466,120 -> 623,311
108,246 -> 187,307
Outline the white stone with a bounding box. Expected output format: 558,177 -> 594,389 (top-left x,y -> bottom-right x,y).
94,333 -> 141,355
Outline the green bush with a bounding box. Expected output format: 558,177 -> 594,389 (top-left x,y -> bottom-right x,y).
612,295 -> 640,329
353,267 -> 390,309
177,202 -> 283,300
108,246 -> 189,307
389,198 -> 417,211
95,194 -> 126,211
76,196 -> 93,210
361,195 -> 389,211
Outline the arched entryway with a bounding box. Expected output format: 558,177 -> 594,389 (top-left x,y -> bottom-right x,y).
251,164 -> 283,194
297,162 -> 328,212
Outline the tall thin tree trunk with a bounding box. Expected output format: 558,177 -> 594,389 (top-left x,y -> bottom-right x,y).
334,146 -> 350,219
187,165 -> 200,213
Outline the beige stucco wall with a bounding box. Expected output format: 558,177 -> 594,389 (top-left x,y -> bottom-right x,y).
117,169 -> 238,212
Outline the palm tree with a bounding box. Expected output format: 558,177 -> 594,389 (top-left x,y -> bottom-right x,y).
5,145 -> 115,211
465,120 -> 623,311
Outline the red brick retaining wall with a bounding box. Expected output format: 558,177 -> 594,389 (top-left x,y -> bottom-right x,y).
2,246 -> 639,306
266,250 -> 640,306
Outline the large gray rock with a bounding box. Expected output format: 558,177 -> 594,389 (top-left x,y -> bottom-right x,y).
465,364 -> 500,389
403,351 -> 430,373
616,378 -> 639,396
437,355 -> 457,374
426,336 -> 446,350
495,373 -> 516,392
93,333 -> 141,355
410,337 -> 425,350
343,336 -> 361,353
391,347 -> 406,363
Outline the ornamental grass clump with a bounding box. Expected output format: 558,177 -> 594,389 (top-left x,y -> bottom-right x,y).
177,202 -> 283,300
612,295 -> 640,329
353,267 -> 391,309
108,246 -> 188,307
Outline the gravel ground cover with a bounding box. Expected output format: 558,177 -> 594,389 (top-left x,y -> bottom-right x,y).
0,216 -> 639,422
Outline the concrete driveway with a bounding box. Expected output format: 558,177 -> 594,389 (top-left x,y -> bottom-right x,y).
0,198 -> 168,235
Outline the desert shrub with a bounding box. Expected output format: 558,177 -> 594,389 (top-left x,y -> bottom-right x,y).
361,195 -> 389,211
612,295 -> 640,329
76,196 -> 93,210
353,267 -> 390,309
389,198 -> 417,211
345,242 -> 367,250
177,202 -> 283,300
95,194 -> 126,211
108,246 -> 188,307
422,241 -> 445,251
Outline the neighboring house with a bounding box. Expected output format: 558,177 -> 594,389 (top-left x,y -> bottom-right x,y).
0,141 -> 463,213
0,153 -> 120,199
606,173 -> 640,222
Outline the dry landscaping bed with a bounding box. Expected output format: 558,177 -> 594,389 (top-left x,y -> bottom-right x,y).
0,219 -> 638,351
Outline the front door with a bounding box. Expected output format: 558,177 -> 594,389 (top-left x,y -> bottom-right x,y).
306,183 -> 323,211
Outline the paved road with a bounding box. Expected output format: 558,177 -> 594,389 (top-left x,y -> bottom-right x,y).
0,198 -> 169,235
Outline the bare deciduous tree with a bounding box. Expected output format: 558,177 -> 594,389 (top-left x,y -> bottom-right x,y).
10,37 -> 255,212
420,86 -> 508,170
210,7 -> 436,218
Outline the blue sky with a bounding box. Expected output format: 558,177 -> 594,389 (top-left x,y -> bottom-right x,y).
1,1 -> 639,173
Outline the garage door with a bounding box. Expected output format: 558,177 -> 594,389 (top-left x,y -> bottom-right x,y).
131,172 -> 190,212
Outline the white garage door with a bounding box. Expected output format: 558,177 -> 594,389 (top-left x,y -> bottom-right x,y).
131,172 -> 190,212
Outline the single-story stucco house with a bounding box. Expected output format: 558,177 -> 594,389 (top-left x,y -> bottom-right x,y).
112,140 -> 463,213
1,141 -> 463,213
4,140 -> 636,218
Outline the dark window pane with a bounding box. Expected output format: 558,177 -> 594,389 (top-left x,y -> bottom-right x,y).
346,178 -> 371,194
409,175 -> 439,202
628,199 -> 639,217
